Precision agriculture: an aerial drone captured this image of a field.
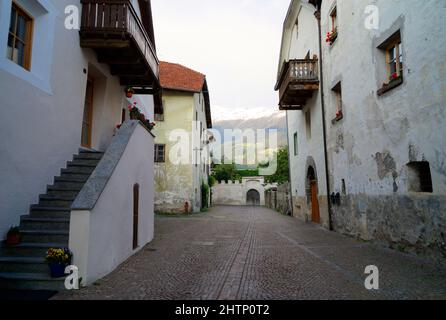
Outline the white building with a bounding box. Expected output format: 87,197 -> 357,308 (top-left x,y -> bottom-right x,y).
275,0 -> 329,227
0,0 -> 160,288
276,0 -> 446,260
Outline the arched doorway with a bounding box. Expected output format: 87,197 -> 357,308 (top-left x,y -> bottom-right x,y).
307,166 -> 320,223
246,189 -> 260,206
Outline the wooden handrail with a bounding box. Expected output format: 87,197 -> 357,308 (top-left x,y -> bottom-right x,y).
275,59 -> 318,90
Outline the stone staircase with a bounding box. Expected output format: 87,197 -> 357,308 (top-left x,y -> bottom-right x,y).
0,149 -> 104,291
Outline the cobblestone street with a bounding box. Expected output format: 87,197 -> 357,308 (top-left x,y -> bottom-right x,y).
56,206 -> 446,300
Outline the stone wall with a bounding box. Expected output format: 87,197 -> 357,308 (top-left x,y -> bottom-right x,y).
331,194 -> 446,263
212,177 -> 277,206
265,183 -> 293,216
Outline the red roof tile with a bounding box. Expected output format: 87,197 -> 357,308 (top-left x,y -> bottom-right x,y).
159,61 -> 206,92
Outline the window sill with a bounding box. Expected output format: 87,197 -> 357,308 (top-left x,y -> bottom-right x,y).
377,78 -> 403,96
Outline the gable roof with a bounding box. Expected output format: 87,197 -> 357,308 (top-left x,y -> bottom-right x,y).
159,61 -> 212,128
159,61 -> 206,93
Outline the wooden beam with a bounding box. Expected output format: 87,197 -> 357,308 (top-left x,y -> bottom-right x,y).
120,76 -> 155,87
111,65 -> 149,77
279,105 -> 305,111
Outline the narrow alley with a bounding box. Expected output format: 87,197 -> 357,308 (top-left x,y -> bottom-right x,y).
56,207 -> 446,300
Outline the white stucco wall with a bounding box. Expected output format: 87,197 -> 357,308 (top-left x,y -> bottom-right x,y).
0,0 -> 153,239
280,1 -> 329,226
70,123 -> 155,285
321,0 -> 446,197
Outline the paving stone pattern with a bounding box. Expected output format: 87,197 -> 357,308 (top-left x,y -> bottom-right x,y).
55,206 -> 446,300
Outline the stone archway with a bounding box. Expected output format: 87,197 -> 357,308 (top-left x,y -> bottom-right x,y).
246,189 -> 260,206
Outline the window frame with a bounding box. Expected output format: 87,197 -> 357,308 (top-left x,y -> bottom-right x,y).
385,39 -> 403,80
154,144 -> 166,163
8,2 -> 34,70
293,132 -> 298,156
330,6 -> 338,33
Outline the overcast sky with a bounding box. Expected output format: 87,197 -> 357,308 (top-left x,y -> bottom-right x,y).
152,0 -> 290,121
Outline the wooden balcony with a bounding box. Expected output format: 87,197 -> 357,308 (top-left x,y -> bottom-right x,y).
275,59 -> 319,111
80,0 -> 159,89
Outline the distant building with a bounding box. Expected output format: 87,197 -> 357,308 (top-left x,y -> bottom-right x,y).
153,62 -> 213,213
275,0 -> 446,260
212,177 -> 277,207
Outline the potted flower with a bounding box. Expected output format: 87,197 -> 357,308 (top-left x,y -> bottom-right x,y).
128,102 -> 140,120
6,226 -> 20,246
326,28 -> 338,45
389,72 -> 402,83
125,87 -> 135,98
45,248 -> 73,278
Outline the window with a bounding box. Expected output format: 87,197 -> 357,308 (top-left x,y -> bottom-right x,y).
377,31 -> 403,95
155,144 -> 166,163
7,2 -> 33,70
332,81 -> 343,122
330,6 -> 338,33
407,162 -> 433,193
328,6 -> 338,44
305,111 -> 311,140
342,179 -> 346,195
386,38 -> 403,80
293,133 -> 298,156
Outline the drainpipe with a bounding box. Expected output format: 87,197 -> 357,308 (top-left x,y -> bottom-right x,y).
314,6 -> 333,231
285,111 -> 294,216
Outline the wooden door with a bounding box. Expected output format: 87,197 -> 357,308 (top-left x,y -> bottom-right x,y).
81,78 -> 94,148
310,181 -> 320,223
133,184 -> 139,250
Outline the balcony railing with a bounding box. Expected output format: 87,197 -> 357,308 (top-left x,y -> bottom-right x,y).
276,59 -> 319,110
80,0 -> 159,86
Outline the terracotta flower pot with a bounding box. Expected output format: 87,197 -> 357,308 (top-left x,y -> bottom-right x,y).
126,92 -> 133,98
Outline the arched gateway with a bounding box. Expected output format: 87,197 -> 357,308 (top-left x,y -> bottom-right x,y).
246,189 -> 260,206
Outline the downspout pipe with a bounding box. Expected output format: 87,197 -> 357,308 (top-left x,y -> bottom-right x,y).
285,111 -> 294,216
314,3 -> 333,231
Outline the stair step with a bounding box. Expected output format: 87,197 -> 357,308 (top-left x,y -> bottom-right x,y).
67,161 -> 97,168
38,194 -> 75,208
30,206 -> 70,219
74,153 -> 103,160
0,257 -> 48,273
20,230 -> 69,244
55,176 -> 89,183
61,166 -> 95,175
63,164 -> 96,175
79,149 -> 104,154
70,159 -> 101,166
46,184 -> 82,198
0,272 -> 66,291
20,216 -> 70,231
52,181 -> 84,190
0,242 -> 67,257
